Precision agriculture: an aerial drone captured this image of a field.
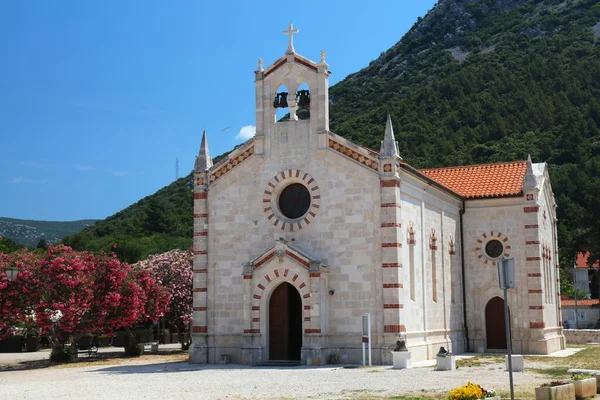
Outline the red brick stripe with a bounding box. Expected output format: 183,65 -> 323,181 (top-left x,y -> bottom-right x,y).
194,192 -> 207,199
304,305 -> 311,310
194,231 -> 208,236
527,273 -> 542,277
383,263 -> 402,268
310,273 -> 320,278
528,289 -> 543,294
524,206 -> 539,213
526,257 -> 541,261
193,288 -> 207,292
304,329 -> 321,334
243,275 -> 252,279
193,269 -> 208,273
302,293 -> 310,299
383,283 -> 403,288
193,250 -> 207,255
525,224 -> 539,229
529,322 -> 545,329
380,179 -> 400,188
529,306 -> 543,310
253,294 -> 261,299
383,304 -> 403,309
526,241 -> 540,245
382,243 -> 403,248
381,203 -> 401,208
193,307 -> 207,311
252,318 -> 260,322
243,329 -> 260,334
384,325 -> 406,333
251,306 -> 260,311
381,222 -> 402,228
192,326 -> 207,333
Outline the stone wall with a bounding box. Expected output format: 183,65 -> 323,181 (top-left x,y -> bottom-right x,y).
563,329 -> 600,344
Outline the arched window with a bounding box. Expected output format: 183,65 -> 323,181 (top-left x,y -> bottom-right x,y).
296,82 -> 310,120
274,84 -> 290,122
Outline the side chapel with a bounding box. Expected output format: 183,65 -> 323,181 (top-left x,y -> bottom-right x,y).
189,24 -> 565,365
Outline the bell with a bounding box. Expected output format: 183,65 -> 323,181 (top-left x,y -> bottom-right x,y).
436,346 -> 448,357
394,338 -> 408,352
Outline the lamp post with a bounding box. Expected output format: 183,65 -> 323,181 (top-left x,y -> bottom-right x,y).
498,257 -> 516,400
5,266 -> 20,282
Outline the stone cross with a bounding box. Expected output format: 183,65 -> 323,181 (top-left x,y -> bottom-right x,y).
283,22 -> 299,54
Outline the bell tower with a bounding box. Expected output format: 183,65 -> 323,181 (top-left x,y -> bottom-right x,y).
254,23 -> 331,142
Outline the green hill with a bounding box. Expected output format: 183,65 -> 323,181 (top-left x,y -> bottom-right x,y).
0,217 -> 99,247
65,0 -> 600,264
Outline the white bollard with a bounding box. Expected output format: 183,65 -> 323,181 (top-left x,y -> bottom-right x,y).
505,355 -> 524,372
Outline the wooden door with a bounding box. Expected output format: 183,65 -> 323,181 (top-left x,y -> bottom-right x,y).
269,282 -> 302,360
485,296 -> 510,350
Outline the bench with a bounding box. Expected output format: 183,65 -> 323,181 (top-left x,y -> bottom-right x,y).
76,336 -> 98,357
136,341 -> 159,354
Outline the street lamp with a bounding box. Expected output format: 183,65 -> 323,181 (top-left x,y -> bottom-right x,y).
4,266 -> 20,282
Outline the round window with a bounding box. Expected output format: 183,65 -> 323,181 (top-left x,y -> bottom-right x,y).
485,240 -> 504,259
278,183 -> 311,219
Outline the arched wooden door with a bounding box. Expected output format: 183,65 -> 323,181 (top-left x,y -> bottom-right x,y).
269,282 -> 302,360
485,296 -> 511,350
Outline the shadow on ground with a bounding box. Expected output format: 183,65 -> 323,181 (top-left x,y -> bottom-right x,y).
0,349 -> 187,373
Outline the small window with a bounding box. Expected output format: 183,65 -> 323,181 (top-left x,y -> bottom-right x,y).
485,239 -> 504,259
278,183 -> 311,219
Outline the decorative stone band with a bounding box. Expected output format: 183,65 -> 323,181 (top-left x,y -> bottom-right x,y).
328,138 -> 379,171
384,324 -> 406,333
381,222 -> 402,228
210,145 -> 255,183
263,169 -> 321,231
383,303 -> 403,309
383,283 -> 403,288
380,179 -> 400,188
305,329 -> 321,334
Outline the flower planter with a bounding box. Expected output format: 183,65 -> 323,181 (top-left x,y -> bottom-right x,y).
161,334 -> 171,344
391,351 -> 411,369
571,378 -> 597,400
26,336 -> 40,352
535,382 -> 575,400
0,335 -> 23,353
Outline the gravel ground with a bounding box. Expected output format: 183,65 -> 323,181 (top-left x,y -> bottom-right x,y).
0,357 -> 552,400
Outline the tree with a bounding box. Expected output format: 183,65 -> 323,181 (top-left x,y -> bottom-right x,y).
0,245 -> 170,361
36,236 -> 48,250
135,249 -> 193,350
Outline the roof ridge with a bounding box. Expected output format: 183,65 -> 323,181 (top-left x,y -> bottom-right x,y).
420,160 -> 527,172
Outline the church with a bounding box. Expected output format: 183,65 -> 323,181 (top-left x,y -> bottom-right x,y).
189,24 -> 565,365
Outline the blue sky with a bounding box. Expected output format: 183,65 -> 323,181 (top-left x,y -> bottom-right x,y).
0,1 -> 437,221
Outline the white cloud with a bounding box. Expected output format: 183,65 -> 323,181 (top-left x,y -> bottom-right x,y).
235,125 -> 256,141
75,164 -> 95,171
111,170 -> 129,177
8,177 -> 47,184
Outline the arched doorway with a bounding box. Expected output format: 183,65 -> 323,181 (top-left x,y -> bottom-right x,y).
269,282 -> 302,360
485,296 -> 511,350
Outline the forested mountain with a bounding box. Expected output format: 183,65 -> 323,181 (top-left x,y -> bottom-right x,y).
64,0 -> 600,266
0,217 -> 98,247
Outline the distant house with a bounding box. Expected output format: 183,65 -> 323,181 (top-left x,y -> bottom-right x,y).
573,252 -> 599,298
561,297 -> 600,329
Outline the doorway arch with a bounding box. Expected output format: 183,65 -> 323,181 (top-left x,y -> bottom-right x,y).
269,282 -> 302,360
485,296 -> 511,350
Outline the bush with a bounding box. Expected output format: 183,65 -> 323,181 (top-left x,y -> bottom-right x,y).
447,382 -> 494,400
541,380 -> 570,387
50,347 -> 71,363
571,373 -> 595,381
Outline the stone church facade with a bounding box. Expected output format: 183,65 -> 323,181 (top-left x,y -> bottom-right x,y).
189,27 -> 565,365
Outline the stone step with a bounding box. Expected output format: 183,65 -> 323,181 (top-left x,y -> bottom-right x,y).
260,360 -> 301,367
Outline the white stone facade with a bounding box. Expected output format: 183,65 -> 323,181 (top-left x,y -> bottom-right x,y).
189,34 -> 565,365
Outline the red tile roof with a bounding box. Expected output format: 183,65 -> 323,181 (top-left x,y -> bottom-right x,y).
561,298 -> 600,307
576,252 -> 599,269
420,161 -> 528,199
